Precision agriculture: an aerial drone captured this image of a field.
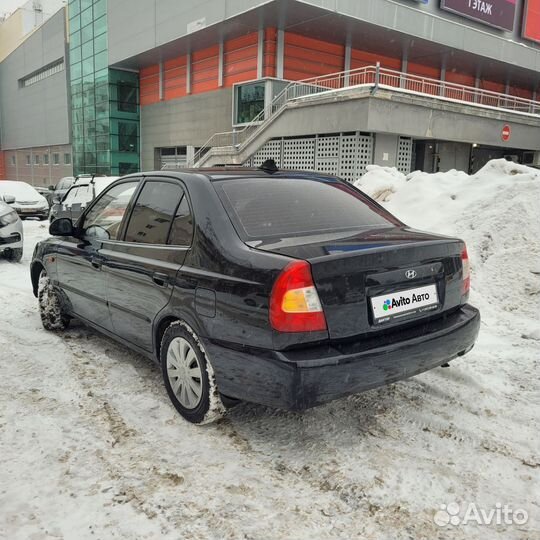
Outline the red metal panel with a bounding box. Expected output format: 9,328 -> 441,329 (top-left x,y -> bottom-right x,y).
350,49 -> 401,70
284,32 -> 344,80
223,31 -> 258,87
140,64 -> 160,106
164,55 -> 187,100
523,0 -> 540,43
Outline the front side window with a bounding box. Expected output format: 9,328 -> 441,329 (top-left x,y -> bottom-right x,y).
83,181 -> 138,240
124,181 -> 184,244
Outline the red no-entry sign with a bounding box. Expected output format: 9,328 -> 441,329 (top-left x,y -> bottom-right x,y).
501,124 -> 511,141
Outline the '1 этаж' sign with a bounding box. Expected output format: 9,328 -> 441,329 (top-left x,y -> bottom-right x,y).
440,0 -> 516,31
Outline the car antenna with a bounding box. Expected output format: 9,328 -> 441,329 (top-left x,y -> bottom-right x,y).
258,159 -> 278,174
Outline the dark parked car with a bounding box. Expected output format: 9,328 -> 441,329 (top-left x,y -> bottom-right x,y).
49,176 -> 119,223
48,176 -> 77,206
30,167 -> 480,424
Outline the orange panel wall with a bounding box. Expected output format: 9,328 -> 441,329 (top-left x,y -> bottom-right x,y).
284,32 -> 344,80
264,28 -> 277,78
138,27 -> 520,108
351,49 -> 401,71
164,55 -> 187,100
480,79 -> 506,94
509,86 -> 533,100
192,44 -> 220,94
223,32 -> 258,87
445,69 -> 476,87
140,64 -> 160,106
408,62 -> 440,80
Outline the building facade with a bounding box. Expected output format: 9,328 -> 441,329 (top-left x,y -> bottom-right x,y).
1,0 -> 540,185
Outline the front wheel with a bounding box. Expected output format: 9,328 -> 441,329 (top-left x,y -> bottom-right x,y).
161,321 -> 225,425
38,270 -> 69,331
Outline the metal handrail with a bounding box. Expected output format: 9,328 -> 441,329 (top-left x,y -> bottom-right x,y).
188,64 -> 540,167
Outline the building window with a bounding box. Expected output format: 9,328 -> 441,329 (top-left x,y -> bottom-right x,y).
235,82 -> 266,124
118,122 -> 138,152
44,154 -> 49,165
26,155 -> 31,165
34,155 -> 40,165
118,83 -> 138,113
53,153 -> 60,165
64,153 -> 71,165
10,155 -> 16,166
19,59 -> 64,88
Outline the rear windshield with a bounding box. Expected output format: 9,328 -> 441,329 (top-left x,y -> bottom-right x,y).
215,177 -> 397,240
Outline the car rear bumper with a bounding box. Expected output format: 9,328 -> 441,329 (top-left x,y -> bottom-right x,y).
203,304 -> 480,411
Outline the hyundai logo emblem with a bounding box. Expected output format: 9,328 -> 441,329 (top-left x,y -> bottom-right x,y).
405,270 -> 417,279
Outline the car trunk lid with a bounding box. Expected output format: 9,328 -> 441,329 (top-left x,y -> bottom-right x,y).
252,226 -> 465,340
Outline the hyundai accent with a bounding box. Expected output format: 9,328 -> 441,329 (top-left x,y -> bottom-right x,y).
30,167 -> 480,424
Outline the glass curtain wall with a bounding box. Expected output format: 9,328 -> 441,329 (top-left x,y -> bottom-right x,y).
68,0 -> 140,176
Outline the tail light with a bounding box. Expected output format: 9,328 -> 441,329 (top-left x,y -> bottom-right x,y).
461,246 -> 470,298
270,260 -> 327,333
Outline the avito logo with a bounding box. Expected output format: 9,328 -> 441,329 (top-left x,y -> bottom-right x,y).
382,292 -> 431,311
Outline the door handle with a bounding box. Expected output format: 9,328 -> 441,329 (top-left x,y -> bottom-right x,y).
152,272 -> 169,287
91,257 -> 101,270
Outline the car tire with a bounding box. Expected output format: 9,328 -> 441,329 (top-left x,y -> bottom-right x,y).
161,321 -> 226,425
4,247 -> 23,262
38,270 -> 69,331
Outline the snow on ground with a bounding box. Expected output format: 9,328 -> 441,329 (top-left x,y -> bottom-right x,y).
1,160 -> 539,539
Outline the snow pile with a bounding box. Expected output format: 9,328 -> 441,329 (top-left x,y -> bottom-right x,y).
355,159 -> 540,337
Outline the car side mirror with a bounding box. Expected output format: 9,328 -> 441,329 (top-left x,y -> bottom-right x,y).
49,217 -> 75,237
53,195 -> 62,204
3,195 -> 15,204
49,185 -> 55,191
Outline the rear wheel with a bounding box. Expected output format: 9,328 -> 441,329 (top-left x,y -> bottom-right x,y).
161,321 -> 225,425
38,270 -> 69,331
4,248 -> 23,262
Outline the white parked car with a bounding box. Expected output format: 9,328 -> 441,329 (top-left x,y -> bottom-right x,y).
49,176 -> 119,223
0,200 -> 23,262
0,180 -> 49,220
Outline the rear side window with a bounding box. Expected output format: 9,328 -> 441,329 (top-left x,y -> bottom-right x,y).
215,177 -> 396,240
124,181 -> 184,244
168,195 -> 193,246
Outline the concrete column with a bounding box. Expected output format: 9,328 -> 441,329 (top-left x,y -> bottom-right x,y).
218,39 -> 224,87
158,60 -> 164,101
400,46 -> 408,88
186,53 -> 192,94
257,29 -> 264,80
440,54 -> 446,96
276,29 -> 284,79
344,41 -> 351,86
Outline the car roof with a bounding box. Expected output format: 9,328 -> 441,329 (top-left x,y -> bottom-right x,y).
133,167 -> 341,183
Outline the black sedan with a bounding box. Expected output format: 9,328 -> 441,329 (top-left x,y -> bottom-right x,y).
30,167 -> 480,424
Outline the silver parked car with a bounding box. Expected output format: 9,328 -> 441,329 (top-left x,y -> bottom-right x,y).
0,200 -> 23,262
0,181 -> 49,220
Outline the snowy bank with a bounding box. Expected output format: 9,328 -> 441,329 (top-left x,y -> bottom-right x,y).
355,159 -> 540,338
